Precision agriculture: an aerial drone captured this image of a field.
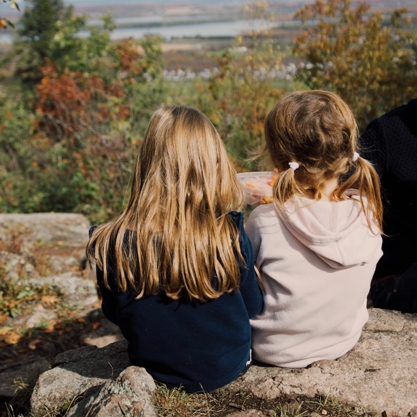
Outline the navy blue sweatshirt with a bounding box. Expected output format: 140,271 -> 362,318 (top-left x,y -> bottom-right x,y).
90,212 -> 263,393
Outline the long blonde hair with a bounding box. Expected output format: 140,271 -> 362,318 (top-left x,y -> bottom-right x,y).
263,90 -> 383,231
87,106 -> 244,301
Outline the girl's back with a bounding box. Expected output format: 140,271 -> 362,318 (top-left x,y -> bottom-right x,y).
92,211 -> 261,392
87,106 -> 263,391
247,192 -> 381,367
247,90 -> 383,367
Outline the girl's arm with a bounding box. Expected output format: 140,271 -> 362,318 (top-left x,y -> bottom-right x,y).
235,213 -> 264,318
89,226 -> 119,325
96,265 -> 119,325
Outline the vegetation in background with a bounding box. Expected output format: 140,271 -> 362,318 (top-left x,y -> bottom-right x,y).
293,0 -> 417,130
0,0 -> 166,221
0,0 -> 416,223
193,0 -> 285,171
0,0 -> 19,29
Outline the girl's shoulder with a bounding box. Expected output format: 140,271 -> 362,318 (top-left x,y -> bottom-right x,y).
246,203 -> 283,235
227,211 -> 244,228
89,225 -> 97,238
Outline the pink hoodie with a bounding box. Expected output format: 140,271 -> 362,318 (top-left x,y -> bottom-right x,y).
246,191 -> 382,368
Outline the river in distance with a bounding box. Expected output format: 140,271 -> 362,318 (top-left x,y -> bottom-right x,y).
0,18 -> 297,44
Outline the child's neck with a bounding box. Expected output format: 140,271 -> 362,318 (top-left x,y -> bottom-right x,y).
320,178 -> 339,202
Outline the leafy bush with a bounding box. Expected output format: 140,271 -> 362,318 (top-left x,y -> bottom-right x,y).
293,0 -> 417,130
1,0 -> 417,221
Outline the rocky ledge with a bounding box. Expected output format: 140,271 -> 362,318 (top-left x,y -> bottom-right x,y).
27,308 -> 417,417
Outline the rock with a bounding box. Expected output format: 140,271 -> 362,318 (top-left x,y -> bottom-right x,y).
0,356 -> 50,398
0,250 -> 40,282
409,406 -> 417,417
28,272 -> 98,307
67,367 -> 156,417
0,252 -> 37,283
47,255 -> 80,275
0,213 -> 90,248
31,341 -> 131,414
0,213 -> 90,278
222,309 -> 417,416
25,307 -> 58,328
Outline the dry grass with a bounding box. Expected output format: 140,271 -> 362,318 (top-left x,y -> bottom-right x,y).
153,384 -> 378,417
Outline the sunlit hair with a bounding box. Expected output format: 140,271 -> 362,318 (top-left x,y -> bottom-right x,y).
86,106 -> 244,301
262,90 -> 383,232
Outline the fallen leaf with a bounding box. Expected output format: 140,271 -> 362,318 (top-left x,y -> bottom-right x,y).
41,295 -> 60,306
4,331 -> 22,345
92,321 -> 101,330
28,339 -> 41,350
44,321 -> 55,333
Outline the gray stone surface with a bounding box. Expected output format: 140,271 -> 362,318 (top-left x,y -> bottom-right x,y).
67,367 -> 156,417
31,341 -> 131,414
0,250 -> 39,282
30,341 -> 157,416
24,307 -> 58,328
47,254 -> 80,275
0,213 -> 90,248
0,213 -> 91,281
222,309 -> 417,416
29,272 -> 98,307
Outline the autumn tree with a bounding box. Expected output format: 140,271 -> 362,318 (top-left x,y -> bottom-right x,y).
9,0 -> 75,86
293,0 -> 417,130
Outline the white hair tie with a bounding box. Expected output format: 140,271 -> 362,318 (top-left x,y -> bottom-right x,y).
352,152 -> 360,162
288,162 -> 299,170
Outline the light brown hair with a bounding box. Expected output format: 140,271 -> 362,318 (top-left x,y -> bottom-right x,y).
86,106 -> 244,301
263,90 -> 383,231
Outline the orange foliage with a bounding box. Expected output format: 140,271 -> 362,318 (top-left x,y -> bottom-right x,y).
36,66 -> 107,138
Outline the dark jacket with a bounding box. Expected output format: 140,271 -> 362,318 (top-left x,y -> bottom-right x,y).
360,99 -> 417,278
90,211 -> 263,393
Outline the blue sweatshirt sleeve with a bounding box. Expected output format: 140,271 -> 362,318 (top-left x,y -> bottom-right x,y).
235,213 -> 264,318
96,266 -> 119,325
89,225 -> 119,325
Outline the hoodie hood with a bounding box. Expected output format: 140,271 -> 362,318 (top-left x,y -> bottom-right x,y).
278,190 -> 381,268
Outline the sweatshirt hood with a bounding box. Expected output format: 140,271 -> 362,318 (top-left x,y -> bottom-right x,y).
278,190 -> 381,268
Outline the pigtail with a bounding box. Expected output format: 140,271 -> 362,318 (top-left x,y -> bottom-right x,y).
339,156 -> 383,234
273,166 -> 304,209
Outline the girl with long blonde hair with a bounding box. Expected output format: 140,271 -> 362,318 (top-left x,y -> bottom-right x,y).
246,90 -> 383,367
87,105 -> 263,392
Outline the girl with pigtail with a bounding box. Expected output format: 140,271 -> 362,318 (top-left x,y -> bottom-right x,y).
87,106 -> 263,392
246,90 -> 383,368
